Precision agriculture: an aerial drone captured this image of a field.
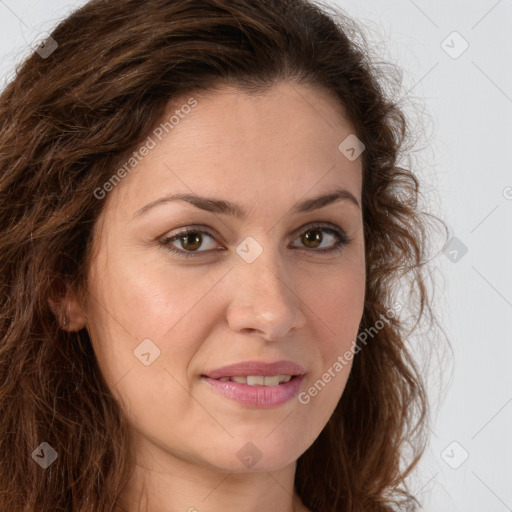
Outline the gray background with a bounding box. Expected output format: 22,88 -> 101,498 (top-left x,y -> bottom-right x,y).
0,1 -> 511,510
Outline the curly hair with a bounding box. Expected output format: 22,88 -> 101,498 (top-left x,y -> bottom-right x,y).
0,0 -> 448,510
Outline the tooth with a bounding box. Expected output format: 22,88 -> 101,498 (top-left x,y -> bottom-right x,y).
246,375 -> 265,386
228,375 -> 292,386
263,375 -> 280,386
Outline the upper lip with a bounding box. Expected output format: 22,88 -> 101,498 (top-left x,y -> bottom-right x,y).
204,360 -> 306,379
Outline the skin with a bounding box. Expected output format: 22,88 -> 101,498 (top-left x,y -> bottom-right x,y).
61,81 -> 366,512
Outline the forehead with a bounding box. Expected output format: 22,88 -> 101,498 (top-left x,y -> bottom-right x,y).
102,81 -> 363,219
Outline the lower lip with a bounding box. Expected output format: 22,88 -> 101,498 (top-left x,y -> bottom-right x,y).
202,375 -> 306,408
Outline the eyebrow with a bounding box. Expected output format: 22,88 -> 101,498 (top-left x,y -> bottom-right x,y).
133,187 -> 360,220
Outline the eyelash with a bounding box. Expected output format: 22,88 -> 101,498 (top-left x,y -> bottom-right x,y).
159,222 -> 351,259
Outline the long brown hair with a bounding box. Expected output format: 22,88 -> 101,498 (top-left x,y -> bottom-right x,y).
0,0 -> 448,510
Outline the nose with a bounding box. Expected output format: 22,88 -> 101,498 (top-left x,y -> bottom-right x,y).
225,244 -> 307,341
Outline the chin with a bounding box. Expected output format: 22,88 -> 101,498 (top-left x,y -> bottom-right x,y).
199,434 -> 308,473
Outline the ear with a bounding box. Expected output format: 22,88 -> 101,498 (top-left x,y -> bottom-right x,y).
48,288 -> 87,332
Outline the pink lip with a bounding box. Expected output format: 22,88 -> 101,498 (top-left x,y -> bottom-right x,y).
202,360 -> 306,408
202,375 -> 305,408
204,360 -> 306,379
202,361 -> 306,409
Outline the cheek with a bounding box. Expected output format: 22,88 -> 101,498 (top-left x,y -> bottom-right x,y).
298,267 -> 364,415
86,252 -> 228,384
304,265 -> 365,343
298,270 -> 363,422
91,249 -> 203,335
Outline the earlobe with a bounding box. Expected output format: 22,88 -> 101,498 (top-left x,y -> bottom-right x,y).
48,293 -> 87,332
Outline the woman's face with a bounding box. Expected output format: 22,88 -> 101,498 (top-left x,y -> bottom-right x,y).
81,81 -> 365,474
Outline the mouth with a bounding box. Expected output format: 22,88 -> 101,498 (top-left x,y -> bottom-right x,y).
201,360 -> 306,408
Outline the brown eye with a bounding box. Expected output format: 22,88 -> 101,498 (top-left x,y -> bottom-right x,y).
179,232 -> 203,251
291,224 -> 349,253
161,228 -> 220,257
301,229 -> 323,248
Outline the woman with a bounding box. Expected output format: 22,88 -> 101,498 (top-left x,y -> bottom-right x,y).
0,0 -> 447,511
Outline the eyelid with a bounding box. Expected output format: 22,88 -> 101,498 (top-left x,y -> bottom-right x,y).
289,221 -> 345,239
161,224 -> 218,241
